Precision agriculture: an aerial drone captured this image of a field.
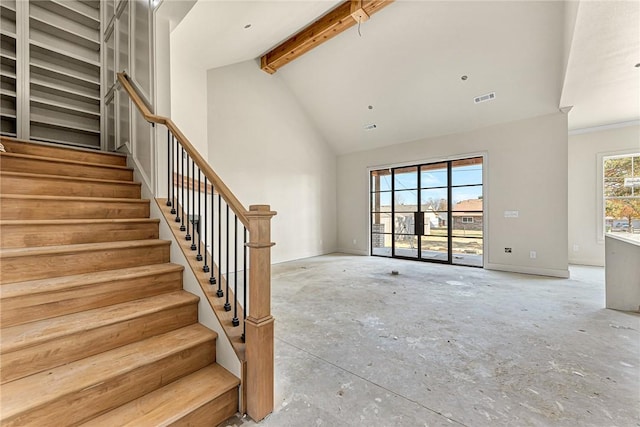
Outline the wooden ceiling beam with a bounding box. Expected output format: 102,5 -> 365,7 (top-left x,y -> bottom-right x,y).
260,0 -> 394,74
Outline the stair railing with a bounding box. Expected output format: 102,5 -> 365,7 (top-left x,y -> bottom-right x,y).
117,72 -> 275,421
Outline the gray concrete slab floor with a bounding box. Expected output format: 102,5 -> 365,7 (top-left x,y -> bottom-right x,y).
221,254 -> 640,427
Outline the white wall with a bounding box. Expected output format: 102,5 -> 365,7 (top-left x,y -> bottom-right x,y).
338,112 -> 570,278
568,124 -> 640,266
168,18 -> 208,159
206,60 -> 337,264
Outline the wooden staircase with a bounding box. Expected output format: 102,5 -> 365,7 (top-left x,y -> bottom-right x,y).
0,137 -> 240,426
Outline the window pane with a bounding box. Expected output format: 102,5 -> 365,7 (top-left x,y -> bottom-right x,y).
605,178 -> 631,197
371,213 -> 392,234
604,157 -> 632,178
394,234 -> 417,258
452,212 -> 484,237
372,234 -> 392,256
421,188 -> 448,211
394,213 -> 415,234
452,237 -> 483,266
420,163 -> 447,188
422,212 -> 447,236
394,166 -> 418,189
371,191 -> 392,212
421,235 -> 448,262
371,169 -> 392,192
452,188 -> 483,211
452,157 -> 482,186
394,190 -> 418,212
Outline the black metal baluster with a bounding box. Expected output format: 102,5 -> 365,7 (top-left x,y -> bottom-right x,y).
216,194 -> 223,296
209,186 -> 216,283
176,143 -> 184,226
196,168 -> 203,260
232,215 -> 239,326
190,161 -> 197,250
185,157 -> 191,240
166,131 -> 172,208
179,147 -> 185,230
203,177 -> 209,272
242,226 -> 247,341
170,135 -> 176,215
224,204 -> 231,312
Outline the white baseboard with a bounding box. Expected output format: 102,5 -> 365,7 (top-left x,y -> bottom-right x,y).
485,262 -> 570,278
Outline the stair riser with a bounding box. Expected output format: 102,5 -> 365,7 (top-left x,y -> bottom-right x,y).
0,174 -> 141,199
0,198 -> 150,220
1,269 -> 183,327
2,340 -> 216,427
0,221 -> 159,248
0,138 -> 127,166
0,244 -> 170,283
171,389 -> 239,427
1,303 -> 199,384
0,156 -> 133,181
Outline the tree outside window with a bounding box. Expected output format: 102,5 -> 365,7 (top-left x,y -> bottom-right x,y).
604,154 -> 640,239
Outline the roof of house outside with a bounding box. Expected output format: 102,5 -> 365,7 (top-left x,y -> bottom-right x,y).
452,199 -> 483,216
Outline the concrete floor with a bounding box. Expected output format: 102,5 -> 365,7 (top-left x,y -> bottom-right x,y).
221,254 -> 640,427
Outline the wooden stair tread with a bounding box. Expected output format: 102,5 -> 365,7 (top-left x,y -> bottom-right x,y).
0,136 -> 127,166
0,324 -> 217,421
1,290 -> 198,354
0,152 -> 132,172
0,239 -> 170,260
83,365 -> 240,427
0,263 -> 181,300
0,263 -> 184,328
0,194 -> 150,203
0,170 -> 142,186
0,218 -> 160,226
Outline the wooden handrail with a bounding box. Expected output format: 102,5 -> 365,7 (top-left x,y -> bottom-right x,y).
117,72 -> 250,227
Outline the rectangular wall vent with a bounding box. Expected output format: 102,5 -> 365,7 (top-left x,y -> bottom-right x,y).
474,92 -> 496,104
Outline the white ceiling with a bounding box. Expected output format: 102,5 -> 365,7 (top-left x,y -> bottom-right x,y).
560,0 -> 640,131
167,0 -> 640,155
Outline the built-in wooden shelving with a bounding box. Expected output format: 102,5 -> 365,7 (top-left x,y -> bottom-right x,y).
0,0 -> 18,137
28,0 -> 101,148
1,0 -> 101,147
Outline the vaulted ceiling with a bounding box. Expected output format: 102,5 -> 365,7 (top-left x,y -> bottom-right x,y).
167,0 -> 640,155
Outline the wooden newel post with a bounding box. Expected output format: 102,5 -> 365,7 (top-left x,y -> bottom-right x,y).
245,204 -> 277,421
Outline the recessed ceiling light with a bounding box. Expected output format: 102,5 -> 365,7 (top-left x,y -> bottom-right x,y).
635,63 -> 640,68
244,24 -> 252,29
461,75 -> 468,81
368,105 -> 373,110
364,123 -> 377,130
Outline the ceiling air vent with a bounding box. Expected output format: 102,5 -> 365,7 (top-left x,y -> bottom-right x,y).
474,92 -> 496,104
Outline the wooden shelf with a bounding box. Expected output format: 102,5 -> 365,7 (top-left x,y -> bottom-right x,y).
1,52 -> 17,63
31,78 -> 100,102
30,40 -> 100,69
1,88 -> 16,98
30,134 -> 100,150
30,62 -> 99,88
0,0 -> 16,13
31,95 -> 99,119
0,28 -> 16,40
31,115 -> 100,135
29,16 -> 100,51
38,0 -> 100,30
1,70 -> 17,80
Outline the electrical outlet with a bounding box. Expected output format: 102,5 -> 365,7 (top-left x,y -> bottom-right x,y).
353,239 -> 357,245
573,244 -> 580,252
505,248 -> 512,253
530,251 -> 537,259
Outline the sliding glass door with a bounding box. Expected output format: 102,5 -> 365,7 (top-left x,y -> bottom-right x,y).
371,157 -> 483,267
